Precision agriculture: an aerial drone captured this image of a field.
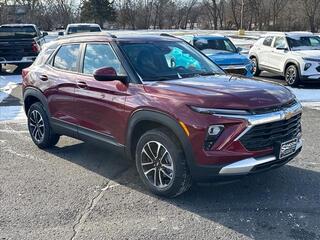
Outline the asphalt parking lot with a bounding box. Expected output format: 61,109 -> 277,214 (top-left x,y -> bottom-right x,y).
1,66 -> 320,240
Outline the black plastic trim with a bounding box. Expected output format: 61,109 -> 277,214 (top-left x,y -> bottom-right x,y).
126,109 -> 199,173
23,87 -> 50,116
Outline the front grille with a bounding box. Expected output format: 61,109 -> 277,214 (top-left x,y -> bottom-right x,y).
226,68 -> 247,75
251,99 -> 297,115
240,113 -> 302,151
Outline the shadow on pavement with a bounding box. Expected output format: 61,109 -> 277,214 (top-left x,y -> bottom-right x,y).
45,141 -> 320,240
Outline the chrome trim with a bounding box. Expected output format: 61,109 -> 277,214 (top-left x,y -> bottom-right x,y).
222,65 -> 247,70
219,138 -> 302,175
216,102 -> 302,127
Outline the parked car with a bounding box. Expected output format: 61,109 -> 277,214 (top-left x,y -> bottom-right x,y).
22,33 -> 302,197
0,24 -> 47,72
58,23 -> 102,36
249,32 -> 320,86
181,35 -> 253,77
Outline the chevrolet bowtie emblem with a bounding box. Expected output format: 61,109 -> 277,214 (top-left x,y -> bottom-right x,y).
284,109 -> 295,120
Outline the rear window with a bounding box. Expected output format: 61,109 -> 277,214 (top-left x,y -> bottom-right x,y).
53,44 -> 80,72
0,26 -> 37,38
67,26 -> 101,34
263,36 -> 274,46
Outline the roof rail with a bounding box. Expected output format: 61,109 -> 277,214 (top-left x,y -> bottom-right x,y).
160,33 -> 177,38
58,31 -> 116,40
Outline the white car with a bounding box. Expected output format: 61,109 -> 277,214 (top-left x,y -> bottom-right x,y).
249,32 -> 320,86
58,23 -> 101,36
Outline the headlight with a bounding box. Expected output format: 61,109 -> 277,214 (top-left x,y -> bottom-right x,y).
302,57 -> 320,62
190,106 -> 250,115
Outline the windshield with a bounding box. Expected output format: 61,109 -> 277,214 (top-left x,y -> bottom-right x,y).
0,26 -> 37,38
194,38 -> 237,53
67,26 -> 101,34
286,36 -> 320,50
119,40 -> 224,82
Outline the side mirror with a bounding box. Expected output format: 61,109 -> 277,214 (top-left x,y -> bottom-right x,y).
93,67 -> 127,83
237,47 -> 243,53
42,31 -> 48,36
58,31 -> 64,36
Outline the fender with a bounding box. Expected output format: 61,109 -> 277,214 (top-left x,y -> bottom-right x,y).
284,59 -> 301,75
23,87 -> 50,117
249,53 -> 259,61
126,109 -> 196,169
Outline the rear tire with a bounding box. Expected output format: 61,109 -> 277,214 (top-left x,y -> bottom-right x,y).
285,65 -> 300,87
251,57 -> 261,76
27,102 -> 60,149
135,128 -> 192,197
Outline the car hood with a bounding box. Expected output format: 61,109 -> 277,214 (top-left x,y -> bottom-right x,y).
145,75 -> 295,110
292,49 -> 320,58
205,51 -> 250,66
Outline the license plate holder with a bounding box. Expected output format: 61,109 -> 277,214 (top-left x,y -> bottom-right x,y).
278,138 -> 298,159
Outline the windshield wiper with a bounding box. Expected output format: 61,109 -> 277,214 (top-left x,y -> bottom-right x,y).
198,72 -> 216,76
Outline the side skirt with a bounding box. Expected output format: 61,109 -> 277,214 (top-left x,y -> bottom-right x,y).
50,118 -> 125,152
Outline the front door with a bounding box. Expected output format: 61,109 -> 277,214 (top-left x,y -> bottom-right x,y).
74,43 -> 128,144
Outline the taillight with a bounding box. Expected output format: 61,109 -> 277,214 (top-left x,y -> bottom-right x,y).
32,41 -> 40,53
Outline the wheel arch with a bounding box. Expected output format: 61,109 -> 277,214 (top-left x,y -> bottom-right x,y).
126,109 -> 195,167
283,59 -> 301,76
23,87 -> 50,117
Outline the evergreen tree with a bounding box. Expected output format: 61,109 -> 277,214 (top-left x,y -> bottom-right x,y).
81,0 -> 115,27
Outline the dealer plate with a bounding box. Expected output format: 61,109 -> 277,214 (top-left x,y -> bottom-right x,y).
279,138 -> 298,159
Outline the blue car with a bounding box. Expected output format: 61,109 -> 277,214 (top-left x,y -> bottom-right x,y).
181,35 -> 253,77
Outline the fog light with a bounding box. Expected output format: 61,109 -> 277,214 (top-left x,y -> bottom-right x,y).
204,125 -> 224,150
304,63 -> 312,71
208,125 -> 224,136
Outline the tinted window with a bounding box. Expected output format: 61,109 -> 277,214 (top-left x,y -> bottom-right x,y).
67,26 -> 101,34
194,38 -> 237,53
287,36 -> 320,50
83,44 -> 126,75
274,37 -> 287,48
119,41 -> 224,81
53,44 -> 80,71
0,26 -> 37,38
263,37 -> 273,46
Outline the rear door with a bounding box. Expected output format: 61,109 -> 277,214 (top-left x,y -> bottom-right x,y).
259,36 -> 274,68
74,43 -> 128,143
46,44 -> 81,128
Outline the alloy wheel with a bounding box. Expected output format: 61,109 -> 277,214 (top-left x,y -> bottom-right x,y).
286,66 -> 297,85
140,141 -> 174,189
29,110 -> 45,142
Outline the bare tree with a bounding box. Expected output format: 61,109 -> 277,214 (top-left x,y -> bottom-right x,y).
301,0 -> 320,32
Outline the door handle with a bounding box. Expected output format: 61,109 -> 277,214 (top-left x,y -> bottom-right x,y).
40,74 -> 48,81
77,81 -> 88,89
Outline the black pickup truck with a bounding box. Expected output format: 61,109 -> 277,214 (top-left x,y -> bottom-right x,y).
0,24 -> 47,72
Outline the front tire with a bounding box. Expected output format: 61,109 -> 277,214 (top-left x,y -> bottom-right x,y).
285,65 -> 300,87
135,128 -> 192,197
27,102 -> 60,149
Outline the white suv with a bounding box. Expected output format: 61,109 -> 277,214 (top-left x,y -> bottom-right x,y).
249,32 -> 320,86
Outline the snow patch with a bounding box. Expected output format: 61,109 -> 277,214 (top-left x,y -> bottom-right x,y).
0,75 -> 22,103
287,87 -> 320,102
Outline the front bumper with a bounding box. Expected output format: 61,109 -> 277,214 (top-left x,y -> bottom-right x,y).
219,138 -> 302,175
221,64 -> 253,77
188,101 -> 303,181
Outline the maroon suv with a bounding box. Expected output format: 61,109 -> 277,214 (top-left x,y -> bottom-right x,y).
22,33 -> 302,197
